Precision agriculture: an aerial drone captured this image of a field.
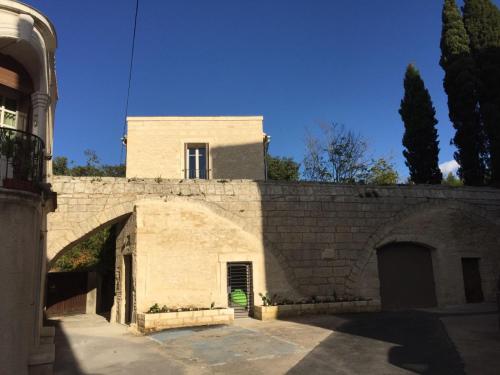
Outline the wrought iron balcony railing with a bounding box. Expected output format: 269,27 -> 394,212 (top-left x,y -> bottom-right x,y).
0,127 -> 45,193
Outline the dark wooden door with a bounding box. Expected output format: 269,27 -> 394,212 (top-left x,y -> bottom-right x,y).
46,272 -> 88,317
377,243 -> 437,310
462,258 -> 484,303
124,255 -> 133,324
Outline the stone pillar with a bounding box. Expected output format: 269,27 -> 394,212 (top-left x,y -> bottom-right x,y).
30,92 -> 51,178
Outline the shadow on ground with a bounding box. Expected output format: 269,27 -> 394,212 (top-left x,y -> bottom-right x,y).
46,319 -> 85,375
286,311 -> 465,375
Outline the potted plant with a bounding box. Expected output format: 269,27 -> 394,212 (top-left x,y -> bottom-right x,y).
2,134 -> 38,192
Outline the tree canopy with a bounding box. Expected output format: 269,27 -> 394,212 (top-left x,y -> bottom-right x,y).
440,0 -> 487,185
463,0 -> 500,183
53,149 -> 125,177
399,64 -> 443,184
266,155 -> 300,181
303,123 -> 369,183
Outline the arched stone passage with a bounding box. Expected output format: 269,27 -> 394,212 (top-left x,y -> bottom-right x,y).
47,201 -> 135,264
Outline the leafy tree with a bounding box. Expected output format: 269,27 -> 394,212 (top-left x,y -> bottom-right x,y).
52,156 -> 70,176
463,0 -> 500,183
52,149 -> 125,177
52,227 -> 115,272
399,64 -> 443,184
366,158 -> 399,185
442,172 -> 464,187
440,0 -> 487,186
267,155 -> 300,181
303,122 -> 369,183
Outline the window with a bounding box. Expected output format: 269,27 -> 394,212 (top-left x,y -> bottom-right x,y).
0,95 -> 18,128
185,143 -> 208,179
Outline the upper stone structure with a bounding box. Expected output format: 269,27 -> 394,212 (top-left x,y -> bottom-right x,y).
125,116 -> 267,180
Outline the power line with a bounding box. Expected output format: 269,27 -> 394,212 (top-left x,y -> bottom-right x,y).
120,0 -> 140,165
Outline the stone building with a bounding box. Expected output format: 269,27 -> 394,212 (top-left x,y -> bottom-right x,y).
46,115 -> 500,328
47,177 -> 500,328
0,1 -> 58,374
126,116 -> 268,180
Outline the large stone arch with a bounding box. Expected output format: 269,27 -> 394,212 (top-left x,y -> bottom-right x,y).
349,199 -> 500,305
47,200 -> 136,265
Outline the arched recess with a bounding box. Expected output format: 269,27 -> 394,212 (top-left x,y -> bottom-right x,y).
47,201 -> 136,266
348,199 -> 500,304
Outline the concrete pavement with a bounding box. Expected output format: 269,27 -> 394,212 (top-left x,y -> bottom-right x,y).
51,307 -> 488,375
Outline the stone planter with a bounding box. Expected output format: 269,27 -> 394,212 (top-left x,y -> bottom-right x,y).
254,300 -> 381,321
136,308 -> 234,333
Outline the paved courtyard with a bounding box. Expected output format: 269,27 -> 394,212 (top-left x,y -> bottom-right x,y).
52,305 -> 499,375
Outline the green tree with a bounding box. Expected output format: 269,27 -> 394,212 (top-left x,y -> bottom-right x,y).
440,0 -> 487,186
442,172 -> 464,187
366,158 -> 399,185
52,227 -> 115,272
52,156 -> 70,176
52,150 -> 125,177
266,155 -> 300,181
303,122 -> 369,183
463,0 -> 500,183
399,64 -> 443,184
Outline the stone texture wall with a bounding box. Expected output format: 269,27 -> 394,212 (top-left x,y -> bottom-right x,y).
48,176 -> 500,309
0,190 -> 42,375
112,212 -> 136,324
126,116 -> 266,180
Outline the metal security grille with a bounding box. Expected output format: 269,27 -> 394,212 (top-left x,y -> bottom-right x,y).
227,263 -> 253,318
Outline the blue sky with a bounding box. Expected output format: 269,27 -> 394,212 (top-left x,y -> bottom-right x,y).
26,0 -> 500,177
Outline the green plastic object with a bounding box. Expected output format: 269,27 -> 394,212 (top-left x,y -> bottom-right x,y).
230,289 -> 247,307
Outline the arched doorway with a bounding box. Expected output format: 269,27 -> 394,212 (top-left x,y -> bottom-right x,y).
377,243 -> 437,310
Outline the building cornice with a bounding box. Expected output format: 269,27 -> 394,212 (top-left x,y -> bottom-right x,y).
0,0 -> 57,50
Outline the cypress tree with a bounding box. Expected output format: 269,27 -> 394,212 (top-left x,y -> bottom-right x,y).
399,64 -> 443,184
463,0 -> 500,183
440,0 -> 486,185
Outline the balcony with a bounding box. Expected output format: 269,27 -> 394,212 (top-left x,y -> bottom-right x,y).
0,126 -> 44,193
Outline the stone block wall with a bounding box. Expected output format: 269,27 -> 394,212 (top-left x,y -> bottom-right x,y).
48,177 -> 500,310
126,116 -> 266,180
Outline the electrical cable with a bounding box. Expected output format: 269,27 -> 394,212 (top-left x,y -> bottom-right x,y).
120,0 -> 139,165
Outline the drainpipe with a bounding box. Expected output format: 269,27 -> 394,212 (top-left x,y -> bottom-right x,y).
263,134 -> 271,181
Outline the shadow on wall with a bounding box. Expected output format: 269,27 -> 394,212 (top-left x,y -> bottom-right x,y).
210,142 -> 266,180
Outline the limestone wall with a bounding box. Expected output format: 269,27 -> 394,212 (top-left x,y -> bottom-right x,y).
48,177 -> 500,310
0,189 -> 42,375
126,116 -> 266,180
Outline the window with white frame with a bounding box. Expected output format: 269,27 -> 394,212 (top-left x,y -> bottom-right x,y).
185,143 -> 208,179
0,95 -> 18,128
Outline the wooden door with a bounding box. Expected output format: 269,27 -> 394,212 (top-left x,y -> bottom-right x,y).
124,255 -> 133,324
377,243 -> 437,310
462,258 -> 484,303
46,272 -> 88,317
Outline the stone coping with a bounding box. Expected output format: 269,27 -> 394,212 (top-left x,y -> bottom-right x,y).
254,300 -> 381,320
136,308 -> 234,333
51,175 -> 500,191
